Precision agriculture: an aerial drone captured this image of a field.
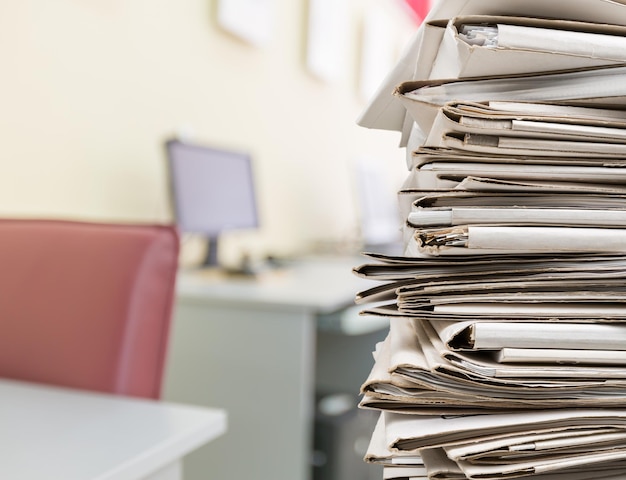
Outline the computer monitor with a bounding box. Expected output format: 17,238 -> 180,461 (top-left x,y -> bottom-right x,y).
353,157 -> 403,255
165,138 -> 259,268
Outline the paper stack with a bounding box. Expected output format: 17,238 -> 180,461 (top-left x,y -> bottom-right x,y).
354,1 -> 626,479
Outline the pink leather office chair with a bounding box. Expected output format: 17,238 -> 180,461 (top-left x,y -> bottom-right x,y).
0,219 -> 180,399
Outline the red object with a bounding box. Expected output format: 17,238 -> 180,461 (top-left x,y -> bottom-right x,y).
401,0 -> 431,23
0,219 -> 179,399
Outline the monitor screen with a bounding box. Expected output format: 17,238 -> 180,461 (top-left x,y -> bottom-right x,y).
166,138 -> 259,266
354,158 -> 402,252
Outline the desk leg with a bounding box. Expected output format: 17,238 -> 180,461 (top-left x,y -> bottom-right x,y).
163,301 -> 316,480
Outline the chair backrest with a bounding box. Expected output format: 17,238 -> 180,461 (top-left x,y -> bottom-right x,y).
0,219 -> 180,399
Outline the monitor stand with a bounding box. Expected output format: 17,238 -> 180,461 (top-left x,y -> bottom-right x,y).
200,236 -> 219,269
200,236 -> 257,277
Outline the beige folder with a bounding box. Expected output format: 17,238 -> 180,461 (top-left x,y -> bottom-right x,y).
429,15 -> 626,80
357,0 -> 626,133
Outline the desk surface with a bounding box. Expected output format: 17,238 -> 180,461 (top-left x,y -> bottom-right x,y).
0,379 -> 227,480
176,254 -> 371,314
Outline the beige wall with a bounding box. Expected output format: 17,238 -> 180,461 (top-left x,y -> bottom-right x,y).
0,0 -> 415,264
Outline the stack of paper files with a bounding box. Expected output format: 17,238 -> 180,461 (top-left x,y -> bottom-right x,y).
353,1 -> 626,479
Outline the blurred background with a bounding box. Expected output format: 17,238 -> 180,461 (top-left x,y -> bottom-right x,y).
0,1 -> 433,479
0,0 -> 427,264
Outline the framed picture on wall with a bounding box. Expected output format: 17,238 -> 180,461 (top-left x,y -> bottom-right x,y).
305,0 -> 350,82
358,4 -> 397,101
217,0 -> 273,47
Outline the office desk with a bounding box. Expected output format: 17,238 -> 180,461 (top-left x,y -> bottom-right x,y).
0,378 -> 226,480
163,255 -> 382,480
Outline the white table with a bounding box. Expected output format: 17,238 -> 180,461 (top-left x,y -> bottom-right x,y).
0,378 -> 227,480
163,254 -> 385,480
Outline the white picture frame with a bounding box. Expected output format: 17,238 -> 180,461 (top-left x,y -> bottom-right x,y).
305,0 -> 350,82
217,0 -> 273,47
359,4 -> 397,101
